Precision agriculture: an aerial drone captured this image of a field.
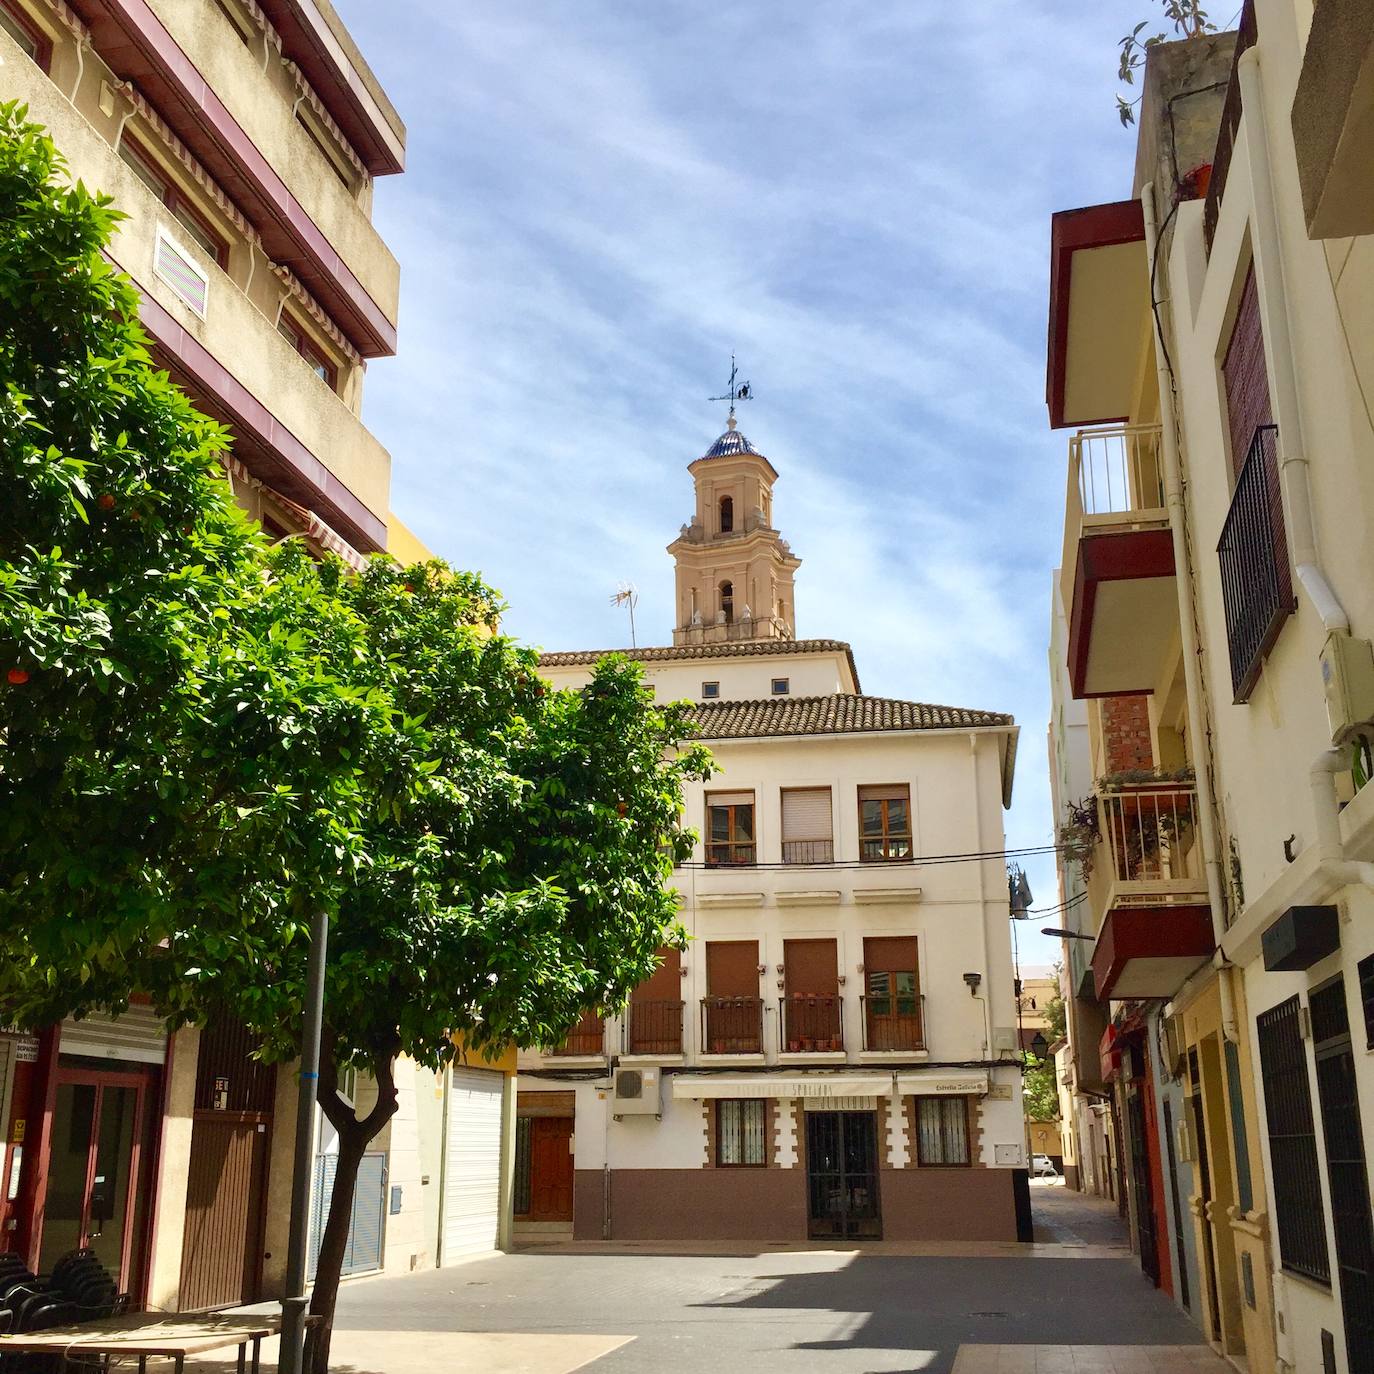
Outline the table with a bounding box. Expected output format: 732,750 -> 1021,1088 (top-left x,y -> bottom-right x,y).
0,1310 -> 279,1372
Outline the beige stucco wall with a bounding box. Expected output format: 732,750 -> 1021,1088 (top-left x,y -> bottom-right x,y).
145,1025 -> 199,1310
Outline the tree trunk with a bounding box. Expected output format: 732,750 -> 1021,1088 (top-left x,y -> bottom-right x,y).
304,1038 -> 399,1374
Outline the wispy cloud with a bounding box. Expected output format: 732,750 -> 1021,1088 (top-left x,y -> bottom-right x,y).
335,0 -> 1148,960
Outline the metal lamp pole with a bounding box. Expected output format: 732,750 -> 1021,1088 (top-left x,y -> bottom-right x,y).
279,906 -> 330,1374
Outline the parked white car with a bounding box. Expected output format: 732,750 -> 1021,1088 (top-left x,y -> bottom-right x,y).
1032,1154 -> 1060,1178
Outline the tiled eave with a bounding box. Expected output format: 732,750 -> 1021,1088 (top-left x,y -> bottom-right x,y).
69,0 -> 397,358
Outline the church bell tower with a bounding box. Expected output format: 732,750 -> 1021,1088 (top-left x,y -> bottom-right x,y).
667,409 -> 801,647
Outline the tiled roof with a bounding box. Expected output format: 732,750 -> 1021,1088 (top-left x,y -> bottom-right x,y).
701,428 -> 759,459
685,694 -> 1014,740
538,639 -> 861,691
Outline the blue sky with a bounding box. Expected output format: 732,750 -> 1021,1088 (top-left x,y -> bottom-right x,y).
334,1 -> 1167,968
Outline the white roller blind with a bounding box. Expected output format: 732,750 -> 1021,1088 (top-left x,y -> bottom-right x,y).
60,1006 -> 167,1064
782,788 -> 832,841
707,791 -> 753,808
858,784 -> 910,801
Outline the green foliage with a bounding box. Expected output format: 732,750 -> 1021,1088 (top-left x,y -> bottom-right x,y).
1044,971 -> 1067,1046
1022,1052 -> 1059,1123
1117,2 -> 1216,126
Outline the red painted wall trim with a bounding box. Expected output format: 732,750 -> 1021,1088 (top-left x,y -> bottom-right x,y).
17,1025 -> 61,1271
139,292 -> 388,553
1046,199 -> 1146,430
1066,528 -> 1176,699
74,0 -> 397,358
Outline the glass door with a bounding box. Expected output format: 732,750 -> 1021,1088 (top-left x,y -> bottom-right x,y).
40,1070 -> 149,1289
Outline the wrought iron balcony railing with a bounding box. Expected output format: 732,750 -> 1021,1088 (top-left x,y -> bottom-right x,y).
1217,425 -> 1294,702
779,996 -> 844,1053
700,996 -> 763,1054
623,999 -> 684,1056
860,994 -> 925,1052
781,839 -> 834,865
549,1012 -> 605,1057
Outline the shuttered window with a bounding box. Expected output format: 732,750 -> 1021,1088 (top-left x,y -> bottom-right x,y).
1222,267 -> 1273,478
916,1097 -> 970,1166
782,788 -> 833,864
858,784 -> 912,862
864,937 -> 922,1051
1257,995 -> 1330,1284
717,1099 -> 766,1166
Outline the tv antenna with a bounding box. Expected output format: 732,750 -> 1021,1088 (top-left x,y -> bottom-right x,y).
709,353 -> 754,423
610,582 -> 639,648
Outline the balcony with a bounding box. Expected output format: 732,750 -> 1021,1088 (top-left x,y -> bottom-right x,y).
1217,426 -> 1295,702
623,1000 -> 684,1057
782,839 -> 834,865
700,997 -> 763,1055
860,994 -> 925,1052
548,1012 -> 605,1058
1082,784 -> 1214,1001
1061,425 -> 1177,699
779,997 -> 844,1053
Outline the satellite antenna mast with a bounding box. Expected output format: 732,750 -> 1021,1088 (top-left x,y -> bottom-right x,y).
611,582 -> 639,648
708,352 -> 754,424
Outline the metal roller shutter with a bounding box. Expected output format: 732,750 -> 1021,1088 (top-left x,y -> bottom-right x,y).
442,1068 -> 504,1263
60,1006 -> 167,1064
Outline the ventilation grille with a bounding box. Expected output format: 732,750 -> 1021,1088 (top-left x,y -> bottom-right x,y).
154,226 -> 209,317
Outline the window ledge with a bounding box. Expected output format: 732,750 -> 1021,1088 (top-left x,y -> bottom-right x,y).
696,1053 -> 766,1065
777,1052 -> 847,1064
539,1053 -> 607,1068
858,1049 -> 929,1062
852,887 -> 923,905
696,892 -> 766,908
776,890 -> 842,907
619,1053 -> 685,1067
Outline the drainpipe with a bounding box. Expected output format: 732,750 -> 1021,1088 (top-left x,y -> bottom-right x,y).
1309,749 -> 1374,892
1141,182 -> 1236,1043
1236,49 -> 1349,637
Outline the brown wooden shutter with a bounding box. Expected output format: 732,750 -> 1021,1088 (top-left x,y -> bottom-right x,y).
634,946 -> 681,1002
784,940 -> 838,995
863,936 -> 918,980
707,940 -> 758,997
1221,265 -> 1273,476
782,788 -> 832,842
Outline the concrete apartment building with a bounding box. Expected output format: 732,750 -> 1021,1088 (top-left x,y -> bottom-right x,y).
0,0 -> 518,1314
1046,3 -> 1374,1371
516,417 -> 1029,1244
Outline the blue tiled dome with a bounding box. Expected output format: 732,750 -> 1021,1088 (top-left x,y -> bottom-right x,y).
701,427 -> 759,459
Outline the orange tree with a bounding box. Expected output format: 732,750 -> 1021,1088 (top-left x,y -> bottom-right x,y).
0,105 -> 709,1370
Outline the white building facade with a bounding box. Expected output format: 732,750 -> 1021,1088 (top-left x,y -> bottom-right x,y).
516,419 -> 1028,1243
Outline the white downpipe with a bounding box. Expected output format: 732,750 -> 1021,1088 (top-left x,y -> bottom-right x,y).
1141,182 -> 1236,1042
1309,748 -> 1374,894
1237,49 -> 1349,637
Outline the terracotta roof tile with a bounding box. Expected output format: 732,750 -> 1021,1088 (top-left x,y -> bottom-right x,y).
538,639 -> 861,692
685,693 -> 1013,739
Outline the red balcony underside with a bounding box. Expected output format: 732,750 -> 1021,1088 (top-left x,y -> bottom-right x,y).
1091,904 -> 1214,1002
1067,528 -> 1176,699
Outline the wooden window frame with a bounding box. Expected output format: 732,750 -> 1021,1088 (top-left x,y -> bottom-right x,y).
858,784 -> 913,862
706,793 -> 756,867
277,311 -> 339,391
715,1098 -> 766,1168
914,1096 -> 971,1167
119,134 -> 230,269
0,0 -> 52,71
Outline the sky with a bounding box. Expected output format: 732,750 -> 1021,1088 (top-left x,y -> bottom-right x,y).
332,1 -> 1167,968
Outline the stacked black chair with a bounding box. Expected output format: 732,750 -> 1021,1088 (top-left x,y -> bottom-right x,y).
0,1249 -> 127,1371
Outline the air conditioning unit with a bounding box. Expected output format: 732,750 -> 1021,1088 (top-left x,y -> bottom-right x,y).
1161,1015 -> 1186,1079
612,1066 -> 662,1119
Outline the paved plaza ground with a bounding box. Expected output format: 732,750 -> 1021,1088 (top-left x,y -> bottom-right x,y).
193,1182 -> 1223,1373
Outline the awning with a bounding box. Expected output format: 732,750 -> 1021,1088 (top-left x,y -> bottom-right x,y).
671,1073 -> 893,1101
895,1070 -> 988,1096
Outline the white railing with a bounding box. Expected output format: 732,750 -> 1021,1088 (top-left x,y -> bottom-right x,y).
1088,783 -> 1205,916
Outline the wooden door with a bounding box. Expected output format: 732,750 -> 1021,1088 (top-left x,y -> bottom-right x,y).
178,1112 -> 270,1310
527,1118 -> 574,1222
705,941 -> 760,1052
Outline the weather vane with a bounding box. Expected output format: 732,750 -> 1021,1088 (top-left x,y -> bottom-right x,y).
709,353 -> 754,422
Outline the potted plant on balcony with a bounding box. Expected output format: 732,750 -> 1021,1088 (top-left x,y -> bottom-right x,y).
1057,795 -> 1101,876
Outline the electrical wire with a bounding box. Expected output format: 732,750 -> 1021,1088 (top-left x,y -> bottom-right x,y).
676,842 -> 1064,872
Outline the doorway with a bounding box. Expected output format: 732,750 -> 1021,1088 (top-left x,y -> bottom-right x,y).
39,1064 -> 155,1290
805,1111 -> 881,1239
525,1118 -> 573,1222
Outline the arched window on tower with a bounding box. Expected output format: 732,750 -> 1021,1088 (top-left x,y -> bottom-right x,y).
720,580 -> 734,624
719,496 -> 734,534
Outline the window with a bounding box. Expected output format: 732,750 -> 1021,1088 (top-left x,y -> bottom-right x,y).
864,936 -> 921,1050
119,136 -> 229,267
915,1097 -> 970,1166
278,313 -> 338,390
212,0 -> 254,45
716,1099 -> 765,1166
1359,952 -> 1374,1049
719,580 -> 734,625
296,105 -> 356,190
719,495 -> 733,533
781,787 -> 832,864
771,678 -> 789,695
858,784 -> 912,861
0,0 -> 50,69
701,681 -> 720,699
706,792 -> 754,866
1257,995 -> 1330,1284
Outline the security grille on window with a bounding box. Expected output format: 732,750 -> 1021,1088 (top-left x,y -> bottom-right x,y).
717,1099 -> 766,1166
1257,995 -> 1331,1284
915,1097 -> 970,1166
858,784 -> 912,861
781,787 -> 833,864
706,792 -> 755,866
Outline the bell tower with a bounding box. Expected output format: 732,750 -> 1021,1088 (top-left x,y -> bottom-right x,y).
667,413 -> 801,646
